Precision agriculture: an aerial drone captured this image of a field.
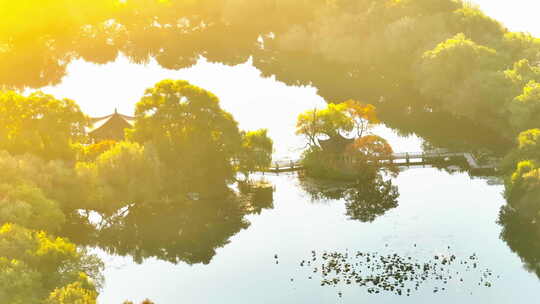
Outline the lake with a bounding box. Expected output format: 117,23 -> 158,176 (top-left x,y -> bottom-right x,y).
96,165 -> 539,303
45,59 -> 539,303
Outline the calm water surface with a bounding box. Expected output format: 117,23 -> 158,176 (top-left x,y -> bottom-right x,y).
45,58 -> 538,303
97,167 -> 539,303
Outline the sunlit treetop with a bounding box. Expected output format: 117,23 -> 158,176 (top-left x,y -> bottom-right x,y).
0,90 -> 88,160
0,0 -> 537,151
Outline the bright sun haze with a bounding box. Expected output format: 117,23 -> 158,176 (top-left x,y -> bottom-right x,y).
3,1 -> 540,303
472,0 -> 540,36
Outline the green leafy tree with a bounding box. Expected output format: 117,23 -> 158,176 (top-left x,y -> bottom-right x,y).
75,141 -> 162,215
45,278 -> 98,304
502,32 -> 540,63
342,100 -> 380,137
518,128 -> 540,155
295,108 -> 325,148
417,33 -> 498,111
0,224 -> 103,303
509,81 -> 540,133
318,103 -> 354,138
502,129 -> 540,222
238,129 -> 273,179
504,59 -> 540,88
74,140 -> 117,162
501,128 -> 540,176
0,151 -> 91,213
450,5 -> 504,45
129,79 -> 242,195
0,183 -> 65,231
296,100 -> 379,148
0,91 -> 88,160
0,258 -> 44,304
506,160 -> 540,220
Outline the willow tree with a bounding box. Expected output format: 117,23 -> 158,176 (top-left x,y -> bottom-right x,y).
129,79 -> 242,195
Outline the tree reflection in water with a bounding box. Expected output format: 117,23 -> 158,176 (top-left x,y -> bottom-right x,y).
41,181 -> 274,267
498,206 -> 540,279
84,181 -> 275,265
299,173 -> 399,223
95,191 -> 251,265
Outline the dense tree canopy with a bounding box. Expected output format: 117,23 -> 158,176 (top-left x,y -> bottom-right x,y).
0,224 -> 103,303
0,91 -> 88,160
129,79 -> 242,195
509,81 -> 540,133
237,129 -> 273,179
0,78 -> 278,300
0,0 -> 538,149
76,141 -> 162,215
1,0 -> 540,299
417,33 -> 498,113
0,183 -> 65,232
0,151 -> 89,214
296,100 -> 379,149
296,99 -> 393,180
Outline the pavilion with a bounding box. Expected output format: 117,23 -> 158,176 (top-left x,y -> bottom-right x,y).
87,109 -> 135,142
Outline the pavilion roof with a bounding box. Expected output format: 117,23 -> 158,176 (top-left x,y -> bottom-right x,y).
318,134 -> 355,154
87,111 -> 135,134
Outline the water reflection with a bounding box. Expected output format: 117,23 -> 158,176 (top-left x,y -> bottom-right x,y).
92,188 -> 270,265
498,206 -> 540,279
238,181 -> 275,215
299,173 -> 399,223
58,180 -> 276,266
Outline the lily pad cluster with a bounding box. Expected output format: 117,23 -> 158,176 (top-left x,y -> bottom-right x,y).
284,248 -> 498,297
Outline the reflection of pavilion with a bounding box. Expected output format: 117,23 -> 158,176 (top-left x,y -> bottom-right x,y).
87,109 -> 134,142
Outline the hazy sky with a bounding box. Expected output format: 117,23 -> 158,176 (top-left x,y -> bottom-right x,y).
38,1 -> 540,156
471,0 -> 540,36
41,1 -> 540,116
34,0 -> 540,155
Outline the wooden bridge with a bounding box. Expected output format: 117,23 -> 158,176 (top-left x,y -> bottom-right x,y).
265,151 -> 497,173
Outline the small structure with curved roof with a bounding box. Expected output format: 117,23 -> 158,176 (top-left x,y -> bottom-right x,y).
318,134 -> 355,154
87,109 -> 135,142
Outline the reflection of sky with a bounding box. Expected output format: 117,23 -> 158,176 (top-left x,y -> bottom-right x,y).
41,56 -> 326,159
39,1 -> 539,158
41,56 -> 423,159
96,171 -> 538,304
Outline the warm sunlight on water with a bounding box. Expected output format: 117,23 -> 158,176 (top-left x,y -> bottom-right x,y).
3,2 -> 540,303
97,169 -> 538,304
42,62 -> 530,303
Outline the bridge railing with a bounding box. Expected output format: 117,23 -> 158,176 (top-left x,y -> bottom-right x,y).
266,150 -> 496,171
270,159 -> 302,169
391,152 -> 425,159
